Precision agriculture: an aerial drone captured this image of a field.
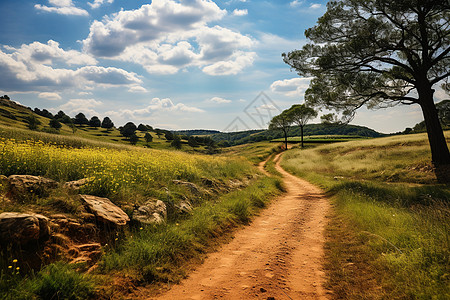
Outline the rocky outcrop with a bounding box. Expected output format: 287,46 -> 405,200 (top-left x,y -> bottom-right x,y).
172,180 -> 201,194
132,200 -> 167,225
0,212 -> 50,245
175,200 -> 193,214
64,178 -> 89,191
79,195 -> 129,226
7,175 -> 58,198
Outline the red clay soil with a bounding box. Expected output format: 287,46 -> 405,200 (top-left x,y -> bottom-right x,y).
150,153 -> 331,300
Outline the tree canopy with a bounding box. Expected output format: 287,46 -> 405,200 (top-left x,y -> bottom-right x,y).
269,111 -> 293,150
101,117 -> 114,130
283,0 -> 450,181
287,104 -> 317,148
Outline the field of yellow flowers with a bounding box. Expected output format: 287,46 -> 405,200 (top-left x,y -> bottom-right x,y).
0,137 -> 252,202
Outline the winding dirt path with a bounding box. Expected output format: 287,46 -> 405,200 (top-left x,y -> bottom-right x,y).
151,153 -> 330,300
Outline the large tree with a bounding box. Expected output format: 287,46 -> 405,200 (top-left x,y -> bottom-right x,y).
283,0 -> 450,182
287,104 -> 318,148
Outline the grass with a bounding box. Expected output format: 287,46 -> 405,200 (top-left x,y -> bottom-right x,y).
223,141 -> 283,164
1,262 -> 96,300
271,135 -> 370,144
0,131 -> 282,299
281,131 -> 450,299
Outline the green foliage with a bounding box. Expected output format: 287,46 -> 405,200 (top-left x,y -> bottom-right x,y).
74,113 -> 89,125
144,132 -> 153,144
171,135 -> 182,149
88,116 -> 101,128
26,114 -> 41,130
0,262 -> 96,300
120,122 -> 137,139
48,118 -> 61,130
100,117 -> 114,130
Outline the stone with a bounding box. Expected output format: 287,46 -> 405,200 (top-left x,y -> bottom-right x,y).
0,212 -> 50,245
172,180 -> 201,194
64,178 -> 89,191
8,175 -> 58,198
176,200 -> 193,214
132,200 -> 167,225
79,195 -> 129,226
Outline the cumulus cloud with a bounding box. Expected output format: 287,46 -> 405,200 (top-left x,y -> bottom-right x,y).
38,92 -> 62,101
6,40 -> 97,66
310,3 -> 322,9
35,0 -> 89,16
209,96 -> 232,104
82,0 -> 255,76
270,77 -> 313,97
128,86 -> 148,93
57,98 -> 103,117
105,98 -> 204,122
0,42 -> 143,92
202,51 -> 255,76
232,9 -> 248,16
88,0 -> 114,9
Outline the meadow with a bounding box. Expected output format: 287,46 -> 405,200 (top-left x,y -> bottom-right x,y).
0,133 -> 283,299
281,132 -> 450,299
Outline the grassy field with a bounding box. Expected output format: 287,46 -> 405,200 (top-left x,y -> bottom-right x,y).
271,134 -> 370,144
0,133 -> 283,299
281,132 -> 450,299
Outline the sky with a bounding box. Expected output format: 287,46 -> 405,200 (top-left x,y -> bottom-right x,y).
0,0 -> 447,133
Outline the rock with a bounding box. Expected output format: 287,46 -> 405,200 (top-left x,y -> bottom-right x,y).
175,200 -> 193,214
132,200 -> 167,225
0,212 -> 50,245
64,178 -> 89,191
79,195 -> 129,226
8,175 -> 58,198
172,180 -> 201,194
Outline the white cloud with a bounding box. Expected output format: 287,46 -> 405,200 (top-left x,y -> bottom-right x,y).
209,96 -> 232,104
82,1 -> 255,76
310,3 -> 322,9
88,0 -> 114,9
38,92 -> 62,101
35,0 -> 88,16
0,43 -> 143,92
232,9 -> 248,16
290,0 -> 303,7
128,86 -> 148,93
7,40 -> 97,66
202,51 -> 255,76
57,98 -> 103,117
270,77 -> 313,97
105,98 -> 204,123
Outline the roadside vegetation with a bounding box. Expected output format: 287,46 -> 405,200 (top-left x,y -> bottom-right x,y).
281,132 -> 450,299
0,132 -> 283,299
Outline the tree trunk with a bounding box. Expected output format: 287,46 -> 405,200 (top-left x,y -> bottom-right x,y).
418,87 -> 450,183
283,129 -> 288,151
300,125 -> 304,148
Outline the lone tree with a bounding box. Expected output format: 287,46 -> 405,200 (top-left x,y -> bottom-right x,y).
287,104 -> 317,148
144,132 -> 153,145
101,117 -> 114,130
171,135 -> 182,149
26,114 -> 41,130
49,118 -> 62,130
282,0 -> 450,182
74,113 -> 89,126
269,111 -> 293,150
89,116 -> 101,128
120,122 -> 137,139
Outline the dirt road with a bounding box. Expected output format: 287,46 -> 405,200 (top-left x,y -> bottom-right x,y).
151,153 -> 330,300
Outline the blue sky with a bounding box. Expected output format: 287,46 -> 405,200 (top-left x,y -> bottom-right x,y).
0,0 -> 443,133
